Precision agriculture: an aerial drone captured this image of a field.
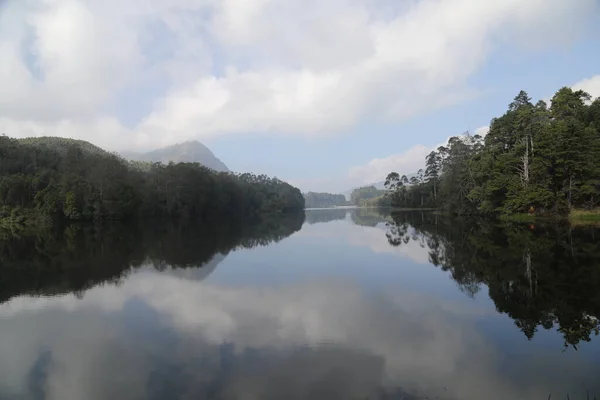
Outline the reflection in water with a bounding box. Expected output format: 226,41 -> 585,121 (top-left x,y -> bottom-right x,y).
351,208 -> 391,227
384,211 -> 600,349
302,207 -> 391,227
0,279 -> 475,400
0,212 -> 304,304
303,208 -> 348,224
1,209 -> 600,399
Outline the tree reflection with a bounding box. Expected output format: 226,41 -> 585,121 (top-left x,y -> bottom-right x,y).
304,208 -> 348,224
0,212 -> 304,304
384,211 -> 600,349
350,208 -> 391,227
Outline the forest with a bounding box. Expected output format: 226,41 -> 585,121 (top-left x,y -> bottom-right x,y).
350,185 -> 386,206
303,191 -> 348,208
0,136 -> 304,224
381,87 -> 600,216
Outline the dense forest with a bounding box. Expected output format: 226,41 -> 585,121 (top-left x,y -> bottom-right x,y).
0,136 -> 304,224
381,87 -> 600,215
303,191 -> 348,208
350,185 -> 386,206
0,212 -> 304,304
383,211 -> 600,349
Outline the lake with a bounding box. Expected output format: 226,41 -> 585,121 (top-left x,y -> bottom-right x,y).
1,209 -> 599,400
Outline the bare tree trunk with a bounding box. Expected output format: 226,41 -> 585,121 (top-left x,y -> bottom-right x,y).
523,135 -> 529,185
519,135 -> 530,187
568,174 -> 573,209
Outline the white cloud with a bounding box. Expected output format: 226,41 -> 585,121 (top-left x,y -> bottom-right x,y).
345,124 -> 490,187
475,125 -> 490,137
543,75 -> 600,106
347,144 -> 431,185
572,75 -> 600,100
296,219 -> 432,265
0,0 -> 597,151
293,125 -> 488,192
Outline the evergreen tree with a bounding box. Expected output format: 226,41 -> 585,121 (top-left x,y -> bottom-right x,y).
382,87 -> 600,215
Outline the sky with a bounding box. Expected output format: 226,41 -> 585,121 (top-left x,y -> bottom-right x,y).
1,0 -> 600,193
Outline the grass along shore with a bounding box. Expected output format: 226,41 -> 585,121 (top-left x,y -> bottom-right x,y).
569,209 -> 600,225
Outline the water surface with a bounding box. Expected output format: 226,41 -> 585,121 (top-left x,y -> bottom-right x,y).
1,209 -> 599,400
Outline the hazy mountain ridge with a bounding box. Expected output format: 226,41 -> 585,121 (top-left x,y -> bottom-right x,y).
17,136 -> 115,158
124,141 -> 229,172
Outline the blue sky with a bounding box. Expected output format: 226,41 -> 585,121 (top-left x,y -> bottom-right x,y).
206,34 -> 600,192
1,0 -> 600,193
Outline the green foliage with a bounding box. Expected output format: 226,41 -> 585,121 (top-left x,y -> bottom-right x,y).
63,191 -> 81,220
351,208 -> 391,226
303,192 -> 348,208
569,209 -> 600,224
350,186 -> 386,206
0,136 -> 304,222
382,87 -> 600,216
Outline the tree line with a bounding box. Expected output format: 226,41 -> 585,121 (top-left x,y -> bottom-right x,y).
303,191 -> 348,208
381,87 -> 600,215
304,187 -> 388,208
350,185 -> 386,206
0,136 -> 305,224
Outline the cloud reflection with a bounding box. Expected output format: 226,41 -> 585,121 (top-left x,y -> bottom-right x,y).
1,270 -> 597,400
297,219 -> 432,265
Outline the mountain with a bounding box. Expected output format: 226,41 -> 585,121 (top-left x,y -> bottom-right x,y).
124,141 -> 229,172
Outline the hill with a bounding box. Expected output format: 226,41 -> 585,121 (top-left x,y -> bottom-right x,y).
17,136 -> 116,158
0,135 -> 304,224
125,141 -> 229,172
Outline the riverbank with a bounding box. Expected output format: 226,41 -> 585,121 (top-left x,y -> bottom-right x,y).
492,209 -> 600,226
384,207 -> 600,226
569,209 -> 600,226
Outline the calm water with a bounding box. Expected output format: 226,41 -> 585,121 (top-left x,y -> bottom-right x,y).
1,209 -> 599,400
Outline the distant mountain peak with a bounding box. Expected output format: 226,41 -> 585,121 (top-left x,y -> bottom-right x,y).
124,140 -> 229,172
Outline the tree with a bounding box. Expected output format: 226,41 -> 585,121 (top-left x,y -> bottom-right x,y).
0,136 -> 305,224
303,192 -> 347,208
384,172 -> 400,192
379,87 -> 600,215
350,186 -> 385,207
425,151 -> 441,202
